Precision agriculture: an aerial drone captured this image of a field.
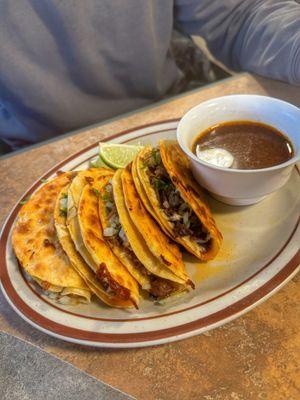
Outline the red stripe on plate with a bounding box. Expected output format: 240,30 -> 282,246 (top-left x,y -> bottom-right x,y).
0,120 -> 299,345
17,216 -> 300,322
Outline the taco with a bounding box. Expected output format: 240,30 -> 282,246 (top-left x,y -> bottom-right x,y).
96,168 -> 192,300
12,172 -> 91,304
122,164 -> 192,279
134,140 -> 222,261
54,185 -> 129,306
67,169 -> 139,308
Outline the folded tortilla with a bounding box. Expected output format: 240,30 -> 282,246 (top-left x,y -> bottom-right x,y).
67,169 -> 139,308
97,168 -> 192,299
134,140 -> 222,260
122,165 -> 192,282
12,172 -> 91,304
54,185 -> 129,307
97,172 -> 150,290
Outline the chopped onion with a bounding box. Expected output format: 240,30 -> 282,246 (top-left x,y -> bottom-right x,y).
169,213 -> 182,222
118,228 -> 127,243
103,227 -> 117,237
105,201 -> 114,209
59,197 -> 68,212
194,238 -> 208,243
163,200 -> 169,209
183,211 -> 190,226
179,202 -> 189,213
109,214 -> 119,228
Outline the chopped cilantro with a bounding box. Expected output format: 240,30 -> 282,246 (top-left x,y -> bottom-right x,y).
93,188 -> 100,197
101,193 -> 111,201
60,209 -> 67,217
152,149 -> 161,164
19,196 -> 30,205
153,178 -> 169,191
41,178 -> 48,183
61,192 -> 68,199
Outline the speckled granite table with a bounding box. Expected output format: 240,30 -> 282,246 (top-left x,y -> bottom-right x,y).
0,332 -> 134,400
0,73 -> 299,400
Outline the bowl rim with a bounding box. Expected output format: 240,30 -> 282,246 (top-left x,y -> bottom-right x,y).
176,94 -> 300,174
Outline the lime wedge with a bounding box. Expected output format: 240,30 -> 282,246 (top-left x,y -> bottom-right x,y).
99,143 -> 144,169
89,155 -> 109,168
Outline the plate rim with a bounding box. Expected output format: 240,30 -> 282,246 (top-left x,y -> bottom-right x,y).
1,119 -> 299,347
1,255 -> 299,348
11,217 -> 300,323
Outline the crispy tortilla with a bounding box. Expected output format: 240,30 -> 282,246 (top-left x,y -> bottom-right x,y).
135,141 -> 222,260
97,169 -> 189,293
78,176 -> 140,308
122,164 -> 191,284
55,185 -> 129,307
66,169 -> 103,273
97,173 -> 151,290
132,156 -> 157,219
66,168 -> 138,308
12,172 -> 91,304
112,169 -> 186,285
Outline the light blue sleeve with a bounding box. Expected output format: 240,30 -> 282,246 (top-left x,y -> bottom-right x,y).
174,0 -> 300,85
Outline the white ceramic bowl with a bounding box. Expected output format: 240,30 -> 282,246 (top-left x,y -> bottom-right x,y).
177,95 -> 300,206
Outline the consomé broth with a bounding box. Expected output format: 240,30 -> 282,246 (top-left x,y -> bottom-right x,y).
192,121 -> 294,170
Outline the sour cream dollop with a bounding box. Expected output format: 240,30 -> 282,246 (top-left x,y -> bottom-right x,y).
196,145 -> 234,168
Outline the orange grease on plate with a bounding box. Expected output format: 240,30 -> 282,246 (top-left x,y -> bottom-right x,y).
191,238 -> 235,284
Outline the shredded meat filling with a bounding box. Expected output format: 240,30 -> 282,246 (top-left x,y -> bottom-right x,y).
103,183 -> 150,277
149,276 -> 177,299
41,281 -> 51,291
102,183 -> 179,299
96,262 -> 131,301
144,148 -> 211,247
111,235 -> 150,277
113,231 -> 178,299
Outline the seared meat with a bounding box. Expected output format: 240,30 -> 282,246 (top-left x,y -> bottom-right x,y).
149,276 -> 176,299
103,183 -> 151,277
96,262 -> 131,301
112,235 -> 150,277
102,182 -> 180,300
144,148 -> 211,247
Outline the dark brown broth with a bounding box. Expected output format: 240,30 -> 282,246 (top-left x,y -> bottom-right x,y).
192,121 -> 294,169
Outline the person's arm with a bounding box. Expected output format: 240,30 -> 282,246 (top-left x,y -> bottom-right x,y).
174,0 -> 300,84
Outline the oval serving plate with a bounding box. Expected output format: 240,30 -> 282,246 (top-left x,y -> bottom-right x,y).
0,120 -> 299,348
